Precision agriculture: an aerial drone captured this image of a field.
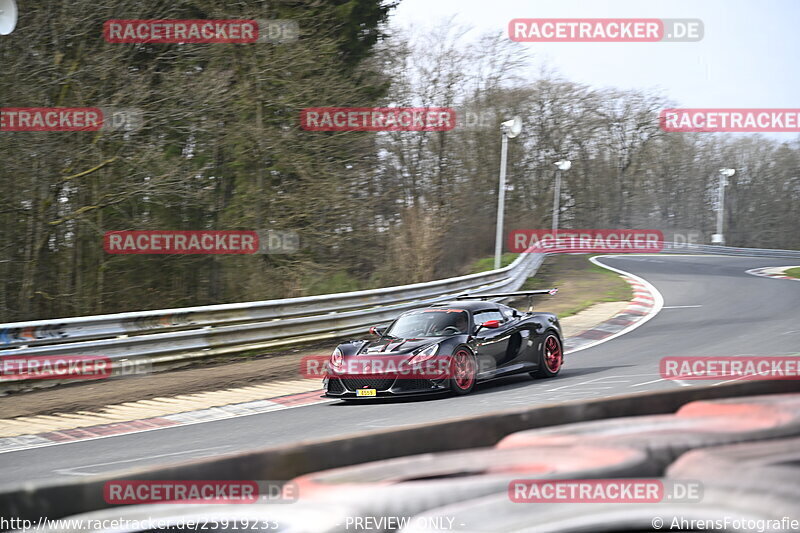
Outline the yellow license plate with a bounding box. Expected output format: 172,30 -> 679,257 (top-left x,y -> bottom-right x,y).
356,389 -> 377,397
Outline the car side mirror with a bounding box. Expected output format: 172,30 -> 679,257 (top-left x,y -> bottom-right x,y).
475,320 -> 501,334
369,326 -> 385,336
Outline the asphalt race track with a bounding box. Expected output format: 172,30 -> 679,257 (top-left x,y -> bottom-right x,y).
1,255 -> 798,488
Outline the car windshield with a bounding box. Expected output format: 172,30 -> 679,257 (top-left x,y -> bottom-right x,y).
386,310 -> 469,338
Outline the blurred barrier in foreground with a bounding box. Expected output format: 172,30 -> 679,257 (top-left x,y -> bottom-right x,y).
2,380 -> 798,529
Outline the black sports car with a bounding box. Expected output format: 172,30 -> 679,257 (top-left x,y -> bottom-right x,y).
323,290 -> 563,399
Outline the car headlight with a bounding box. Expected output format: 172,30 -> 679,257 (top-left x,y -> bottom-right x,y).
408,343 -> 439,365
330,347 -> 344,369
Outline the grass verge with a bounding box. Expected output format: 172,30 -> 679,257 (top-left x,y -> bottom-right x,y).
469,253 -> 519,272
783,267 -> 800,279
521,255 -> 632,318
472,253 -> 632,318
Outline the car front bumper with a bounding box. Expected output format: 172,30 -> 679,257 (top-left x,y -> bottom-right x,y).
323,374 -> 450,398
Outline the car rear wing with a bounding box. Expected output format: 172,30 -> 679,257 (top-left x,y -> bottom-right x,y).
456,288 -> 558,311
455,289 -> 558,299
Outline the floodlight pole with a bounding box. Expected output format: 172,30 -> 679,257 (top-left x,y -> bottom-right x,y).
713,168 -> 735,245
553,160 -> 571,232
494,131 -> 509,270
715,173 -> 726,242
552,169 -> 562,232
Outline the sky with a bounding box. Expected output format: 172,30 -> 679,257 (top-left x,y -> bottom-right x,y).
389,0 -> 799,138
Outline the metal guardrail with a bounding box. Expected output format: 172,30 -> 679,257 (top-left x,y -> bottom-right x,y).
0,249 -> 545,374
660,242 -> 800,258
0,241 -> 797,379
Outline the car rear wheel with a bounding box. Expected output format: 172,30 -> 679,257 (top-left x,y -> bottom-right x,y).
531,332 -> 563,378
449,346 -> 477,395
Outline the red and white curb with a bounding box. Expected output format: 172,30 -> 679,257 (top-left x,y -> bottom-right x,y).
745,266 -> 800,281
565,256 -> 664,354
0,390 -> 329,454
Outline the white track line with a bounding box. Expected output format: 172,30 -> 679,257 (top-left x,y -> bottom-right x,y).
0,397 -> 333,456
53,445 -> 232,476
745,266 -> 800,280
630,377 -> 670,388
